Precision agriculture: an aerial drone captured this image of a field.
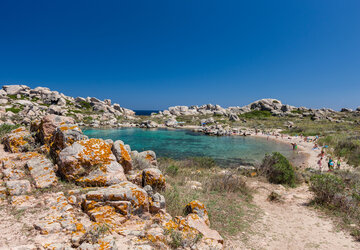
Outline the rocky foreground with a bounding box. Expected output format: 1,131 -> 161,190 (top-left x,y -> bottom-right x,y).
0,114 -> 223,249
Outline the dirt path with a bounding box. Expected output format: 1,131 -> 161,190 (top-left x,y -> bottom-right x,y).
227,180 -> 360,250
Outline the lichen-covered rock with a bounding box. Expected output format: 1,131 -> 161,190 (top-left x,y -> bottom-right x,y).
50,123 -> 88,162
142,168 -> 165,190
186,213 -> 223,244
37,115 -> 75,144
132,150 -> 158,170
3,127 -> 35,153
58,138 -> 126,186
184,200 -> 210,226
149,192 -> 166,213
11,195 -> 39,209
87,205 -> 127,226
34,192 -> 86,236
112,140 -> 133,173
84,181 -> 149,214
2,168 -> 26,181
6,180 -> 31,196
140,150 -> 157,166
26,155 -> 58,188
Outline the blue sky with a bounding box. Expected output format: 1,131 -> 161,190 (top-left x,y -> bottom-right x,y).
0,0 -> 359,110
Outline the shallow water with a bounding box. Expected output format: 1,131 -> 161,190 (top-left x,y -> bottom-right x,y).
84,128 -> 296,166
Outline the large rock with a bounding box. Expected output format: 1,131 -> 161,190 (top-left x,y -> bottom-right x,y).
37,115 -> 75,144
84,181 -> 149,214
184,200 -> 210,225
58,138 -> 127,186
186,213 -> 223,244
3,127 -> 35,153
26,155 -> 58,188
341,108 -> 353,112
142,168 -> 165,190
6,180 -> 31,196
164,118 -> 178,127
112,140 -> 133,173
50,123 -> 88,162
132,150 -> 158,170
3,85 -> 30,95
229,114 -> 239,121
249,98 -> 282,112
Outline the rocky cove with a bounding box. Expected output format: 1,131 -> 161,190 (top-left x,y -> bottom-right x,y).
0,84 -> 360,249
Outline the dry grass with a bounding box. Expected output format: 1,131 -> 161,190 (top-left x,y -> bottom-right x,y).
158,157 -> 258,238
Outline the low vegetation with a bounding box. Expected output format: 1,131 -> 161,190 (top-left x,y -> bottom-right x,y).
158,157 -> 257,238
0,124 -> 21,138
239,110 -> 272,119
310,170 -> 360,240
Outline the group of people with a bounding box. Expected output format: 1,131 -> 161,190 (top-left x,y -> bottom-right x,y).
317,153 -> 341,172
291,135 -> 341,172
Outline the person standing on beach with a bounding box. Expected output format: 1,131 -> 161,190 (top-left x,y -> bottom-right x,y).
318,158 -> 323,172
328,157 -> 334,171
337,159 -> 341,169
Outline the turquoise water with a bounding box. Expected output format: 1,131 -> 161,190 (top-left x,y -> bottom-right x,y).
84,128 -> 295,166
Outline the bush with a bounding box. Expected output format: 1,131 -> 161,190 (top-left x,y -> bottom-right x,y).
259,152 -> 296,187
310,174 -> 345,204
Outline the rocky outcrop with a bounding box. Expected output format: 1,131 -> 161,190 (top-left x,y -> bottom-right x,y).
58,138 -> 127,186
3,127 -> 35,153
83,181 -> 149,215
0,133 -> 223,250
1,84 -> 135,128
36,114 -> 75,144
50,122 -> 88,161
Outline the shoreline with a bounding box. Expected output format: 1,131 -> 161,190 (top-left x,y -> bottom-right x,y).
83,125 -> 319,169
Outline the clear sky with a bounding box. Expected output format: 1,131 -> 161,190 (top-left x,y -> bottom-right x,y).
0,0 -> 359,110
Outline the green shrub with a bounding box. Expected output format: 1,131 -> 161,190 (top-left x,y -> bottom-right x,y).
240,110 -> 272,119
291,109 -> 303,114
5,107 -> 21,113
310,174 -> 345,204
79,100 -> 92,109
260,152 -> 296,187
0,124 -> 21,138
83,116 -> 93,124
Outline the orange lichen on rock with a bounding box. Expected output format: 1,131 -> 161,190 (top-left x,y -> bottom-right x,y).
85,181 -> 149,214
3,127 -> 35,153
142,168 -> 166,190
184,200 -> 210,226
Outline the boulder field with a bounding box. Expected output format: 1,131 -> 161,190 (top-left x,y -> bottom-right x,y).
0,114 -> 223,249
